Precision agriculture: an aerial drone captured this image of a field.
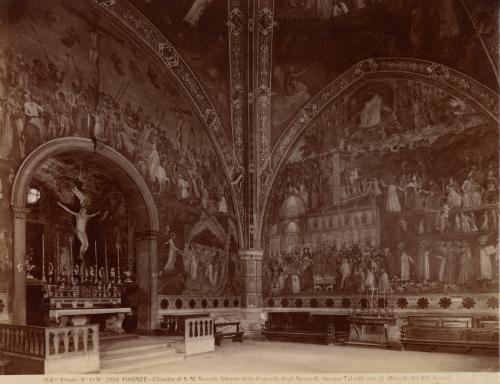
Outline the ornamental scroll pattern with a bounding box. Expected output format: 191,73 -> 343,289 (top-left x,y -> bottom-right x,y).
257,58 -> 500,235
86,0 -> 244,237
461,0 -> 499,79
250,0 -> 275,247
256,1 -> 276,170
228,0 -> 245,166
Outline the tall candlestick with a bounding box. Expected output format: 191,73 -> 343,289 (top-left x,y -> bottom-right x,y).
56,233 -> 60,279
117,245 -> 121,284
104,240 -> 108,284
69,237 -> 73,280
383,286 -> 386,311
94,241 -> 98,284
42,233 -> 46,282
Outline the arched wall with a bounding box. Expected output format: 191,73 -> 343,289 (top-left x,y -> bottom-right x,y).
10,137 -> 160,329
11,137 -> 159,231
85,0 -> 244,245
258,58 -> 500,245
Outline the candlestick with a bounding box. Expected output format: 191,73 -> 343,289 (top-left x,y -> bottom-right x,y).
56,233 -> 60,279
69,236 -> 73,280
94,241 -> 98,284
42,233 -> 46,282
383,286 -> 386,311
117,245 -> 121,284
104,240 -> 108,284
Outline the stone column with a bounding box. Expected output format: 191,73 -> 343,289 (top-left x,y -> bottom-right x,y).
12,207 -> 30,325
239,249 -> 263,308
134,230 -> 159,333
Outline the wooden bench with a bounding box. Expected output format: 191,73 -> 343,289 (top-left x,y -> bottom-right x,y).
159,313 -> 209,336
401,315 -> 499,355
262,328 -> 331,344
261,312 -> 346,345
214,322 -> 244,346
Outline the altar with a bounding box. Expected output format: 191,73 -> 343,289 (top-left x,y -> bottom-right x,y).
49,307 -> 132,332
347,311 -> 397,348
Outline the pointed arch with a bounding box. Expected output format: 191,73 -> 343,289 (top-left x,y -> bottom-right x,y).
257,58 -> 499,246
85,0 -> 244,245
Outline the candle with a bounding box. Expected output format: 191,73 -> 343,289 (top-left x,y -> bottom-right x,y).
104,240 -> 108,284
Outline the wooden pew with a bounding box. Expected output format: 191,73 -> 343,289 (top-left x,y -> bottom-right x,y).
262,312 -> 344,345
401,315 -> 499,355
214,322 -> 244,346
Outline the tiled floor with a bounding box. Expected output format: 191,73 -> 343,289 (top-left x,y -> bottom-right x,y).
122,340 -> 499,374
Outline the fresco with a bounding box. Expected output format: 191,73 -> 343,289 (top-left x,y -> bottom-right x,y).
271,0 -> 497,144
129,0 -> 231,136
0,0 -> 238,297
264,77 -> 499,297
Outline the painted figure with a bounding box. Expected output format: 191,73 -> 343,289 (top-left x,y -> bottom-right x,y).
163,233 -> 182,273
398,243 -> 413,281
479,236 -> 496,280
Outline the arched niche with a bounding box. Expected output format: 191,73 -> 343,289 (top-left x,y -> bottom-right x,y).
10,137 -> 160,332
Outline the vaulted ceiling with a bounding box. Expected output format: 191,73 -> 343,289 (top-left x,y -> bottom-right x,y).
114,0 -> 498,248
7,0 -> 495,248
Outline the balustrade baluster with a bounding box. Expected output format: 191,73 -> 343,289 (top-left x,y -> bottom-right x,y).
27,330 -> 32,354
189,322 -> 193,337
32,330 -> 37,355
72,330 -> 79,352
14,329 -> 20,352
63,330 -> 69,353
195,321 -> 199,337
7,329 -> 11,352
53,332 -> 59,355
23,329 -> 28,354
40,331 -> 45,357
34,331 -> 40,355
83,329 -> 88,352
45,330 -> 51,357
91,327 -> 98,352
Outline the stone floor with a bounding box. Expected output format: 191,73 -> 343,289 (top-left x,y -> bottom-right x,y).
122,340 -> 499,374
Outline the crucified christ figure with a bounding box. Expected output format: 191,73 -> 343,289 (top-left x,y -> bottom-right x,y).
57,201 -> 100,258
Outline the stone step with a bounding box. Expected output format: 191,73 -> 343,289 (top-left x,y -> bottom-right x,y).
101,342 -> 175,359
100,333 -> 139,345
100,348 -> 184,373
100,351 -> 184,373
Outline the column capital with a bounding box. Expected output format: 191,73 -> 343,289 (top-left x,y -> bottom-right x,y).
239,249 -> 264,261
11,206 -> 31,220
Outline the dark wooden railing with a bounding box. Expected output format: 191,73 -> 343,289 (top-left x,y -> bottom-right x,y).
0,324 -> 46,358
0,323 -> 99,373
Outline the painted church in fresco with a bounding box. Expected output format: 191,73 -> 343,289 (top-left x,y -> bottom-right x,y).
262,0 -> 498,299
0,0 -> 241,317
0,0 -> 497,335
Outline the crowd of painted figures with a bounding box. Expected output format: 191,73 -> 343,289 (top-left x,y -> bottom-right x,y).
265,235 -> 499,296
270,151 -> 497,224
0,49 -> 229,213
181,243 -> 240,294
270,154 -> 335,217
